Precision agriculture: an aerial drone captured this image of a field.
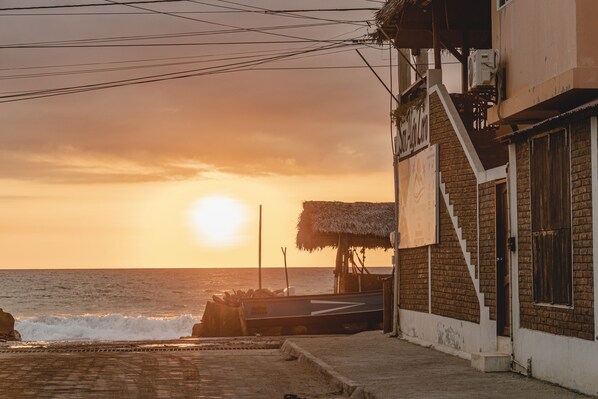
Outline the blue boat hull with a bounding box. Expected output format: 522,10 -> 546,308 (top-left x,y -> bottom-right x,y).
240,290 -> 383,334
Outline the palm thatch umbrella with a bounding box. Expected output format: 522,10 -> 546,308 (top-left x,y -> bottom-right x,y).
296,201 -> 395,252
297,201 -> 394,292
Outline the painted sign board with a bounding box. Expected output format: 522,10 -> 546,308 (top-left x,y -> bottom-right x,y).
398,144 -> 438,249
396,94 -> 429,158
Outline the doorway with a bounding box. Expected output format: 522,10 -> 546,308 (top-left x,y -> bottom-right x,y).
496,182 -> 510,336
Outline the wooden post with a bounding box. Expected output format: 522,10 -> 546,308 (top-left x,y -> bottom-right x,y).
462,31 -> 470,94
397,49 -> 411,99
432,0 -> 442,70
281,247 -> 289,296
415,49 -> 429,81
258,204 -> 262,290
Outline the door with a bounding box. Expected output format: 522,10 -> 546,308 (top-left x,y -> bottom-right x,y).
496,182 -> 510,336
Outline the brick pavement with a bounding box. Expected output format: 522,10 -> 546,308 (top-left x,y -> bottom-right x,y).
0,341 -> 344,399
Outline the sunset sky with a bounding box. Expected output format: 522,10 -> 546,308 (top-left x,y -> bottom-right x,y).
0,0 -> 460,269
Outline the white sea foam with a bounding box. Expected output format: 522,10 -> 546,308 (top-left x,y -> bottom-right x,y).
15,314 -> 201,341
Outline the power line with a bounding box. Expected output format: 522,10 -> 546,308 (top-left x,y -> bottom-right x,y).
4,21 -> 344,47
0,43 -> 350,102
0,63 -> 389,81
196,0 -> 370,27
0,0 -> 186,11
0,45 -> 367,80
99,0 -> 357,45
0,47 -> 310,72
0,39 -> 360,49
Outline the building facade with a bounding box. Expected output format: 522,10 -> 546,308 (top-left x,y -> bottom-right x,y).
376,0 -> 598,395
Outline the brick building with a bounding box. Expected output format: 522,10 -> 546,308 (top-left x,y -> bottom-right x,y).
376,0 -> 598,395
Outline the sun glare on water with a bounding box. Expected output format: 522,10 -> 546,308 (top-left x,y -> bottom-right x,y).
189,195 -> 249,248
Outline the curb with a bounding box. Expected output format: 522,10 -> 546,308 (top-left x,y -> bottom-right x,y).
281,340 -> 373,399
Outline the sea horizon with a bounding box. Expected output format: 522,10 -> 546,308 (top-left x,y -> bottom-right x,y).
0,267 -> 391,341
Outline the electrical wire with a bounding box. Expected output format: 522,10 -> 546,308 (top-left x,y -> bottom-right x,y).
203,0 -> 370,27
0,1 -> 186,11
0,1 -> 380,103
0,45 -> 371,80
0,42 -> 353,102
98,0 -> 364,44
5,22 -> 344,47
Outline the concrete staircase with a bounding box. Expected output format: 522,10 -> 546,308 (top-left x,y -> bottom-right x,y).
439,172 -> 511,372
438,172 -> 490,322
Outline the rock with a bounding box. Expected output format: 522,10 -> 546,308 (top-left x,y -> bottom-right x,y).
10,330 -> 22,342
0,309 -> 21,341
191,323 -> 204,338
199,301 -> 248,337
0,308 -> 15,334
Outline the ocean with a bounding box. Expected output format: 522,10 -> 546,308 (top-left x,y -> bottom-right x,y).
0,267 -> 390,341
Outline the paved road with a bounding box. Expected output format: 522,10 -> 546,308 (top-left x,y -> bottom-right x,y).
0,340 -> 343,399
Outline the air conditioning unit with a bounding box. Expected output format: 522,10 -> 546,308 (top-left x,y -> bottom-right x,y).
468,49 -> 498,90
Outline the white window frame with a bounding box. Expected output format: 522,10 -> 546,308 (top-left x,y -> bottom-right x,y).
497,0 -> 512,10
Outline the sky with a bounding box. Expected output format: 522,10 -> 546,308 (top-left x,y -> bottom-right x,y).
0,0 -> 457,269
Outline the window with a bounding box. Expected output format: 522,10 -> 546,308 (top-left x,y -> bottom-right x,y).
497,0 -> 512,10
530,129 -> 572,305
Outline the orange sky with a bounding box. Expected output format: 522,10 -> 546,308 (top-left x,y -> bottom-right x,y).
0,1 -> 460,269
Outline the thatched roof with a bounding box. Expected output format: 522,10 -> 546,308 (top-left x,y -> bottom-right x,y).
373,0 -> 491,50
375,0 -> 430,27
296,201 -> 395,252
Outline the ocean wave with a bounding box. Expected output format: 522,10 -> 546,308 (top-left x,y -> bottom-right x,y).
15,314 -> 201,341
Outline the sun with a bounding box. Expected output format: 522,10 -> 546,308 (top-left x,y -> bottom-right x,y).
189,195 -> 249,248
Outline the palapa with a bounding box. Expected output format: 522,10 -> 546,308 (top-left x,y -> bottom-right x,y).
296,201 -> 394,252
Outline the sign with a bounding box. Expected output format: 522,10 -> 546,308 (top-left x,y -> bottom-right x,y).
396,94 -> 429,158
398,145 -> 438,249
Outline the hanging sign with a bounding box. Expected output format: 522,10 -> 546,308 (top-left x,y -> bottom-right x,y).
395,94 -> 429,158
398,144 -> 438,249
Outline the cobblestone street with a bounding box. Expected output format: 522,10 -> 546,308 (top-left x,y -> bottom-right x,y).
0,340 -> 343,399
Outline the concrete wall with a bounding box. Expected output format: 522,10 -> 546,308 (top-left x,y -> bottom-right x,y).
489,0 -> 598,123
492,0 -> 578,98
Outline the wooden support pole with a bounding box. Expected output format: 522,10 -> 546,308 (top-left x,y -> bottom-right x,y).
281,247 -> 289,296
462,31 -> 470,94
258,204 -> 262,290
335,235 -> 343,293
432,0 -> 442,69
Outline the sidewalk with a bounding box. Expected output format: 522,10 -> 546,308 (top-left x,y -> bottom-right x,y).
283,331 -> 589,399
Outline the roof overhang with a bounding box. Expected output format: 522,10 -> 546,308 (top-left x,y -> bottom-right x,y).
375,0 -> 491,50
499,98 -> 598,143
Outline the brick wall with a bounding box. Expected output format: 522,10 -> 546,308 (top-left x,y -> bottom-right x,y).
399,247 -> 429,313
429,92 -> 479,269
397,92 -> 482,324
431,200 -> 480,323
516,119 -> 595,340
479,182 -> 497,320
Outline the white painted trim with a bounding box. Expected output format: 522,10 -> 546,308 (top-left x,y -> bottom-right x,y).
429,84 -> 486,181
439,171 -> 480,294
429,84 -> 507,184
439,172 -> 492,329
479,165 -> 508,183
476,184 -> 480,279
508,143 -> 521,354
428,245 -> 432,314
591,116 -> 598,340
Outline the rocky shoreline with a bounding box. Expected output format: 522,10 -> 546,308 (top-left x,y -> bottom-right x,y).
0,308 -> 22,342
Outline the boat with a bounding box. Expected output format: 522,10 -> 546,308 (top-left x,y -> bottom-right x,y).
240,290 -> 383,335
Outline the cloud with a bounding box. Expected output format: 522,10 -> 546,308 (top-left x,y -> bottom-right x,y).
0,4 -> 394,184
